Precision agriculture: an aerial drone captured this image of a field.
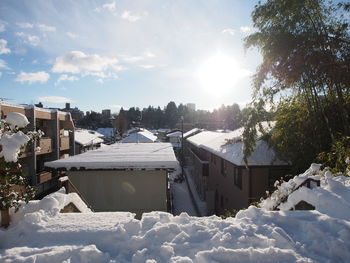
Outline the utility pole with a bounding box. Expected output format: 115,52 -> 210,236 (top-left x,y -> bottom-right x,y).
181,116 -> 184,180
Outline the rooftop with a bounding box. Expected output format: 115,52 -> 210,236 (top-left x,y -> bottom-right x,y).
74,129 -> 104,146
187,122 -> 288,166
45,142 -> 179,170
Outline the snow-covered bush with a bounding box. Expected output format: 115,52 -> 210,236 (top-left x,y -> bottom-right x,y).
259,163 -> 350,214
0,112 -> 43,227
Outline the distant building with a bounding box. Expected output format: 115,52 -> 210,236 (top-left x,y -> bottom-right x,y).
120,129 -> 157,143
0,102 -> 75,198
61,103 -> 84,124
74,129 -> 104,154
186,103 -> 196,111
101,109 -> 111,118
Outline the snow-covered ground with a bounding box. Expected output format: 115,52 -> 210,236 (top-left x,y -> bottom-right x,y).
172,180 -> 197,216
1,165 -> 350,262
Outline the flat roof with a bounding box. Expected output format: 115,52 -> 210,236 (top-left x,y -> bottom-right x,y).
45,142 -> 179,170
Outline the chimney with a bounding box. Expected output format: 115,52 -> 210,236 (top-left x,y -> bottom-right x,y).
66,103 -> 70,110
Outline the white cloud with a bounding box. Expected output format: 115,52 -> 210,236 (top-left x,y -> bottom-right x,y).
16,22 -> 34,29
222,28 -> 235,36
38,24 -> 56,32
120,55 -> 144,63
240,26 -> 253,33
57,74 -> 79,82
96,1 -> 117,15
66,32 -> 78,39
15,71 -> 50,84
121,11 -> 146,22
38,96 -> 72,104
0,39 -> 11,54
83,71 -> 119,82
119,52 -> 155,64
52,51 -> 119,74
0,21 -> 7,32
0,59 -> 10,70
15,32 -> 40,46
139,64 -> 155,69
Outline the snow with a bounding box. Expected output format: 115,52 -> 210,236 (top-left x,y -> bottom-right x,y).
261,164 -> 350,220
4,112 -> 29,129
45,142 -> 179,170
184,167 -> 207,216
186,131 -> 224,147
75,129 -> 104,146
121,130 -> 158,143
167,131 -> 182,137
187,122 -> 287,166
96,127 -> 115,138
0,130 -> 30,162
172,181 -> 197,216
1,165 -> 350,262
183,128 -> 201,138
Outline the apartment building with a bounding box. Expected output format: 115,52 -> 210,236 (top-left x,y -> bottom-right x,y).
0,102 -> 75,197
186,123 -> 290,216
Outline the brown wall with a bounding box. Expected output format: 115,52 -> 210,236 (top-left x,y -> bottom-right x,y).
187,144 -> 290,216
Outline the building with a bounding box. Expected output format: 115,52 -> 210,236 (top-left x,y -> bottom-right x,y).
101,109 -> 111,118
74,129 -> 104,154
0,102 -> 75,197
45,143 -> 179,218
120,129 -> 157,143
186,122 -> 290,215
61,103 -> 84,124
166,131 -> 182,148
186,103 -> 196,111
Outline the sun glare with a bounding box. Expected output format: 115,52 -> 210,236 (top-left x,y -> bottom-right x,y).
197,53 -> 248,95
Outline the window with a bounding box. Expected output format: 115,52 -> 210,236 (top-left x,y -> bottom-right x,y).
234,167 -> 242,189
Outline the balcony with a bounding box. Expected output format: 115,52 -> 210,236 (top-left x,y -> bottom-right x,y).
60,136 -> 70,151
36,137 -> 52,155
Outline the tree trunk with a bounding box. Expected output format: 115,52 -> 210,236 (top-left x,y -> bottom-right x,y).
1,208 -> 10,228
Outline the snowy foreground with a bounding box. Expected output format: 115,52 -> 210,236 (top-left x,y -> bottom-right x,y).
1,166 -> 350,263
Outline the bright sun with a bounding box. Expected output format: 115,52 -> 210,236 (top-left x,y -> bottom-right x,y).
197,53 -> 248,95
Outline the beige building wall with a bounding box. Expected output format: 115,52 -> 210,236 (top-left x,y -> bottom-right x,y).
67,170 -> 168,217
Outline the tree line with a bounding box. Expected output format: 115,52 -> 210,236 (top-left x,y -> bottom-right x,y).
77,102 -> 245,134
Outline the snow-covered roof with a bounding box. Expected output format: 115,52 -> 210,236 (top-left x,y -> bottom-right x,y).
166,131 -> 182,137
45,142 -> 179,170
186,130 -> 224,147
157,128 -> 171,133
183,128 -> 201,138
74,129 -> 104,146
96,127 -> 115,137
120,130 -> 157,143
0,101 -> 70,115
187,122 -> 287,166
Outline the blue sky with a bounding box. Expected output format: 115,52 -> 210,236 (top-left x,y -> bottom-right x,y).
0,0 -> 261,113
